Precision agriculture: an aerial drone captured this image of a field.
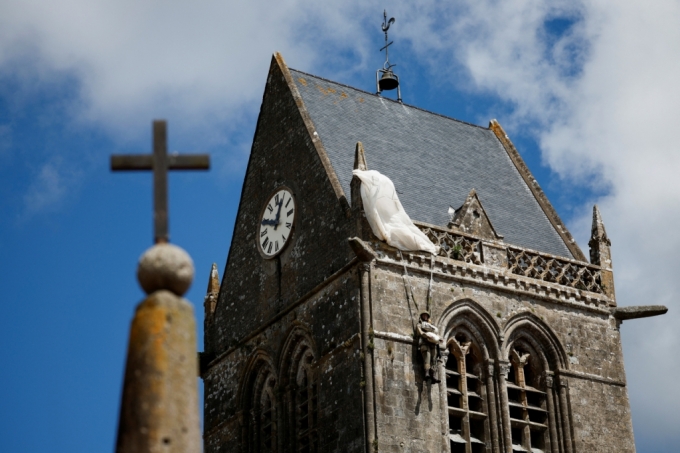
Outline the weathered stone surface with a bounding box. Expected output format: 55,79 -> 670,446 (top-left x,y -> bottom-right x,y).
137,243 -> 194,296
116,290 -> 200,453
449,189 -> 503,241
613,305 -> 668,321
201,53 -> 650,453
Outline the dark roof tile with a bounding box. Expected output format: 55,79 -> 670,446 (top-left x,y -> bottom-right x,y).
290,69 -> 573,258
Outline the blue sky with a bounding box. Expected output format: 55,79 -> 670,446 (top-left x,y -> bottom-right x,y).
1,1 -> 679,452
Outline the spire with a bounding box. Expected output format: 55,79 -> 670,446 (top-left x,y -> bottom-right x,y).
354,141 -> 368,171
351,142 -> 368,211
589,205 -> 611,266
204,263 -> 220,320
351,142 -> 371,239
589,205 -> 615,301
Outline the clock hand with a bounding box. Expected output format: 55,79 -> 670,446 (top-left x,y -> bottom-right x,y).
273,196 -> 285,230
261,218 -> 277,226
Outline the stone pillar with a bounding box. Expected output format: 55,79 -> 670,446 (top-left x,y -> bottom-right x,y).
438,348 -> 451,453
558,377 -> 573,453
544,373 -> 558,453
359,263 -> 377,452
498,362 -> 513,453
115,243 -> 201,453
486,362 -> 500,453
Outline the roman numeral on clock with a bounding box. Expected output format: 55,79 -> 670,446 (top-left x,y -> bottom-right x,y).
262,237 -> 269,249
287,208 -> 294,217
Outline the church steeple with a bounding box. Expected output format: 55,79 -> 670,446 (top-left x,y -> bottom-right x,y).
589,205 -> 615,300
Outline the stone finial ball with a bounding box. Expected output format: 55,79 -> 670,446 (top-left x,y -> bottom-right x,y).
137,243 -> 195,296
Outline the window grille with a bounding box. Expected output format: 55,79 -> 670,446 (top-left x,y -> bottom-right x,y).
507,349 -> 549,453
446,334 -> 488,453
260,386 -> 275,453
295,354 -> 318,452
247,371 -> 277,453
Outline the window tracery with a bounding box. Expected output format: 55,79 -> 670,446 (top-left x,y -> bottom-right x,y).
506,346 -> 550,453
439,308 -> 573,453
280,334 -> 318,453
446,333 -> 489,453
294,353 -> 318,453
246,369 -> 278,453
260,382 -> 276,453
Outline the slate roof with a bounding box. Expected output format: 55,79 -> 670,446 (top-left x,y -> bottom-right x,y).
289,69 -> 574,259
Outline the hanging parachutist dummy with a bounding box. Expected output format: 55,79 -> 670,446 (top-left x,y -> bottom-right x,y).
417,312 -> 444,383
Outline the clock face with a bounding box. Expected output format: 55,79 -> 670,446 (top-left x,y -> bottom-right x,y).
258,188 -> 296,258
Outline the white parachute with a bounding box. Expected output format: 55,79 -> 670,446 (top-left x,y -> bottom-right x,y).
352,169 -> 437,254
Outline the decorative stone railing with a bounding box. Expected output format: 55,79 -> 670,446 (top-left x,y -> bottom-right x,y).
418,223 -> 604,295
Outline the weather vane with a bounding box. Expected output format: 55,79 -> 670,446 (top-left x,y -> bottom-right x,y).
381,11 -> 395,71
376,10 -> 402,101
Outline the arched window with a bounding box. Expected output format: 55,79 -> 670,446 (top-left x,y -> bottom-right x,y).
245,368 -> 278,453
280,330 -> 319,453
294,351 -> 318,453
446,333 -> 489,453
501,314 -> 575,453
259,379 -> 276,453
506,345 -> 549,453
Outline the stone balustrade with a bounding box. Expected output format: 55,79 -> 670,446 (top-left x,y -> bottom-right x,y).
417,222 -> 604,295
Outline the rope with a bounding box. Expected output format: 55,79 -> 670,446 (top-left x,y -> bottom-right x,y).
398,250 -> 419,331
398,251 -> 437,331
427,253 -> 434,312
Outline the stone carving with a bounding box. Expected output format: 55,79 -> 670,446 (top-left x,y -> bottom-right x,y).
416,312 -> 444,383
448,189 -> 504,241
482,242 -> 508,269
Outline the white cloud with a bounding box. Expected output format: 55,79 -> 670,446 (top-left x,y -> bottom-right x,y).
0,0 -> 388,139
22,158 -> 82,217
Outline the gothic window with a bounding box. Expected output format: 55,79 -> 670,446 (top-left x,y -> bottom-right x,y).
294,352 -> 318,453
506,348 -> 549,453
260,384 -> 276,452
247,370 -> 278,453
446,333 -> 489,453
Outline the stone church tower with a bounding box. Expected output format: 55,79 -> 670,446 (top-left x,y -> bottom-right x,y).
200,53 -> 663,453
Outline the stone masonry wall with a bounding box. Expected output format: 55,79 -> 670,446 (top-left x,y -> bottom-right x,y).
204,270 -> 365,453
205,55 -> 356,355
367,261 -> 634,452
203,56 -> 366,452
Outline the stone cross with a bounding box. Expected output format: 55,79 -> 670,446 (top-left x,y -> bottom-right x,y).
111,120 -> 210,243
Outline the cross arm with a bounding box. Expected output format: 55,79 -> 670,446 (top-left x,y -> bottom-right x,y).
111,154 -> 210,171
